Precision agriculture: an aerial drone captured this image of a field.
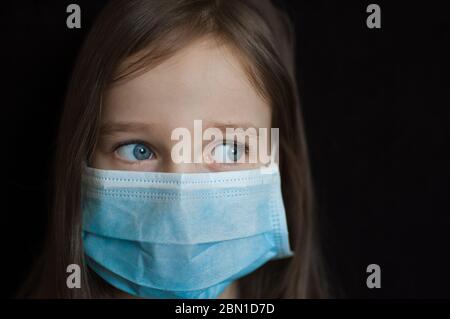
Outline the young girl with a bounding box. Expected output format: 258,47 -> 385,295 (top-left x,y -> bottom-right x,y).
21,0 -> 329,298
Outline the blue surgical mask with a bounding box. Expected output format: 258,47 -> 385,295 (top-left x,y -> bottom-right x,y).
81,163 -> 293,299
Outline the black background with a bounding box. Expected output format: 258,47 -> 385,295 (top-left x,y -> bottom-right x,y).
2,0 -> 450,299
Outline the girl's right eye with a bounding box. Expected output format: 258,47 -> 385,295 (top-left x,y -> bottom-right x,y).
115,143 -> 155,162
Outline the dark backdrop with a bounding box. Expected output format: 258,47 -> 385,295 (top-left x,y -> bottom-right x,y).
2,0 -> 450,298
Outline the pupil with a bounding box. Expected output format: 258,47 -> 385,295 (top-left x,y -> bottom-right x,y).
229,144 -> 238,161
134,144 -> 150,160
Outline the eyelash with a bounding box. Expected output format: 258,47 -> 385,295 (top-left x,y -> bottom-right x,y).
113,140 -> 155,155
224,140 -> 249,147
221,140 -> 250,154
212,140 -> 250,167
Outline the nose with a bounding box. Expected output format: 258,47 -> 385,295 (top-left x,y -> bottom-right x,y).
161,137 -> 210,173
162,162 -> 208,173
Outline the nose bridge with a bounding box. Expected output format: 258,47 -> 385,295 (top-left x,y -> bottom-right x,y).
164,138 -> 206,173
164,126 -> 207,173
164,162 -> 207,173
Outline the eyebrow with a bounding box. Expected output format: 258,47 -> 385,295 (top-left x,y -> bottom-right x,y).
99,121 -> 154,136
204,123 -> 261,138
202,121 -> 261,135
99,120 -> 261,136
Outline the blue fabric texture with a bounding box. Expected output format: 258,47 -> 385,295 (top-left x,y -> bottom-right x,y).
81,164 -> 293,299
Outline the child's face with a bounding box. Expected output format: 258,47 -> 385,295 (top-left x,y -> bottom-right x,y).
91,37 -> 271,172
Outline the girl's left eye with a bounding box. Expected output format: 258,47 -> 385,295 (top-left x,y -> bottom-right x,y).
116,143 -> 155,161
212,141 -> 246,164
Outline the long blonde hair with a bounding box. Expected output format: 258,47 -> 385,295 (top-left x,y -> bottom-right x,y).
21,0 -> 329,298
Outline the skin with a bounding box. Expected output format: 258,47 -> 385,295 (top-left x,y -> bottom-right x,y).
90,36 -> 272,298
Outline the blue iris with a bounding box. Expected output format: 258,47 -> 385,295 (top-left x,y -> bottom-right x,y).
212,142 -> 245,163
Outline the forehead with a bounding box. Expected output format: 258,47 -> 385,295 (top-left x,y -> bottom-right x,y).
102,37 -> 271,128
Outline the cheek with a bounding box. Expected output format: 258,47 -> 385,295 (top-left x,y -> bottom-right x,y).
89,149 -> 109,169
89,139 -> 123,170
